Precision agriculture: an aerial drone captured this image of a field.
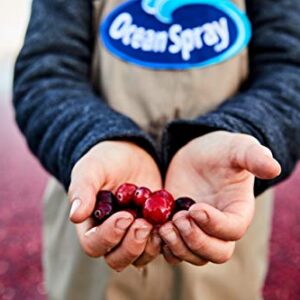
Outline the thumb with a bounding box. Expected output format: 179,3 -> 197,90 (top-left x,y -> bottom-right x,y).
68,162 -> 104,224
232,140 -> 281,179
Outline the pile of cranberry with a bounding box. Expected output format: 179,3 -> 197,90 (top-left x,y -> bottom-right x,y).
92,183 -> 196,225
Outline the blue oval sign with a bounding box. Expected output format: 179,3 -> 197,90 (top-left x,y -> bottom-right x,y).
100,0 -> 252,70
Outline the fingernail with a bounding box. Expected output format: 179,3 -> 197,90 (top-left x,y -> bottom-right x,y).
190,210 -> 208,224
175,219 -> 191,235
135,227 -> 150,240
69,198 -> 81,218
85,227 -> 97,237
163,229 -> 177,244
116,218 -> 133,230
262,147 -> 273,158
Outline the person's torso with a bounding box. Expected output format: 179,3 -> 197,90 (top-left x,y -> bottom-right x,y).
91,0 -> 249,142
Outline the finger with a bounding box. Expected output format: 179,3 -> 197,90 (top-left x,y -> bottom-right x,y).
133,230 -> 162,267
232,141 -> 281,179
68,158 -> 105,223
105,219 -> 152,272
162,245 -> 182,266
159,222 -> 208,266
173,214 -> 235,264
189,201 -> 254,241
76,211 -> 134,257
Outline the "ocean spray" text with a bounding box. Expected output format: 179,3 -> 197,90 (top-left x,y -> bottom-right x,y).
109,12 -> 230,61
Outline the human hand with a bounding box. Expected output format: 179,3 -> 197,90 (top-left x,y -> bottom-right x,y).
68,141 -> 162,271
159,131 -> 281,266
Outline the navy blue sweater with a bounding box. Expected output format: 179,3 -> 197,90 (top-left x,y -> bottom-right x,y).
14,0 -> 300,194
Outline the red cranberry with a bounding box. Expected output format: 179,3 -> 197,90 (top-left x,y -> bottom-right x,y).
93,191 -> 117,224
143,194 -> 173,225
133,187 -> 151,206
115,183 -> 137,206
174,197 -> 196,214
93,202 -> 114,224
151,190 -> 174,208
96,190 -> 117,206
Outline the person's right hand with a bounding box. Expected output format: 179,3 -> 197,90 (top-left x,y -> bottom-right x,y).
68,141 -> 163,272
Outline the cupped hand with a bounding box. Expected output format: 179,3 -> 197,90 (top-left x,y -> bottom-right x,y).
68,141 -> 162,271
159,131 -> 281,266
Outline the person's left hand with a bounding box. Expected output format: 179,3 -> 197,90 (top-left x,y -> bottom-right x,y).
159,131 -> 281,266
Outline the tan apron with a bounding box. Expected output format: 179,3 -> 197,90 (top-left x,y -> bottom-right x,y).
43,1 -> 273,299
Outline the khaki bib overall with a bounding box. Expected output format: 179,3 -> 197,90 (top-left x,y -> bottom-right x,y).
43,1 -> 273,299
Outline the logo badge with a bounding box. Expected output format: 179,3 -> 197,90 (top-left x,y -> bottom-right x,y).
100,0 -> 252,70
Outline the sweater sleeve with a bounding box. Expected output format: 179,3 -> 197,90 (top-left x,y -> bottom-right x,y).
162,0 -> 300,195
13,0 -> 158,190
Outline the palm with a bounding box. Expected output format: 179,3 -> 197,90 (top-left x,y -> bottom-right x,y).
166,144 -> 255,211
79,141 -> 162,193
168,133 -> 255,201
165,131 -> 281,240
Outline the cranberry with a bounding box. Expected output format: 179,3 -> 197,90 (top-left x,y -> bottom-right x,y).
143,193 -> 173,225
115,183 -> 137,206
93,191 -> 117,224
151,190 -> 174,208
174,197 -> 196,214
96,190 -> 117,206
93,202 -> 114,224
133,187 -> 151,206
